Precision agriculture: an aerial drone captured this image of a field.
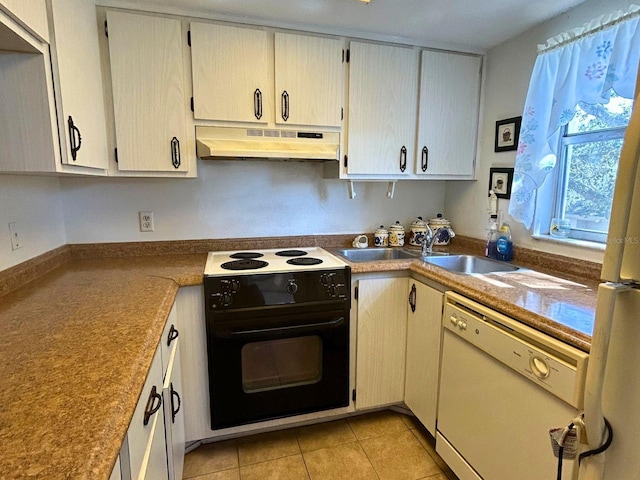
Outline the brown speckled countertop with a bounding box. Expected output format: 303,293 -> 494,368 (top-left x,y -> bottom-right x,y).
0,236 -> 600,479
0,253 -> 206,480
336,248 -> 597,352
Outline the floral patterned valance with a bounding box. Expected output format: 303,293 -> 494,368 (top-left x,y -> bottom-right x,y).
508,6 -> 640,229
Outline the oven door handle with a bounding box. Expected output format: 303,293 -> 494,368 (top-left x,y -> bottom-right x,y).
221,317 -> 345,338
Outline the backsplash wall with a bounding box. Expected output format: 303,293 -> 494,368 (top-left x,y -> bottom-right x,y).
60,161 -> 446,244
0,175 -> 66,271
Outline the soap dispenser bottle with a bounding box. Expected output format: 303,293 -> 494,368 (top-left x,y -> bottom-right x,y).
485,215 -> 499,260
496,223 -> 513,261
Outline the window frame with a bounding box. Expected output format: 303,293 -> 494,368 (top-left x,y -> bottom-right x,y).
553,125 -> 628,243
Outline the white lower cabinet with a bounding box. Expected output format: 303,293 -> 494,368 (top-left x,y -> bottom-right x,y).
404,280 -> 444,434
354,276 -> 408,409
117,302 -> 184,480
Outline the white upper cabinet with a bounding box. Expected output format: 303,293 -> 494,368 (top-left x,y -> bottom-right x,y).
346,41 -> 418,177
106,11 -> 189,173
49,0 -> 108,170
274,32 -> 343,127
190,24 -> 344,128
0,0 -> 108,174
190,22 -> 271,124
416,50 -> 481,179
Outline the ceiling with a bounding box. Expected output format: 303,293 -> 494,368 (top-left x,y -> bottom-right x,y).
121,0 -> 588,51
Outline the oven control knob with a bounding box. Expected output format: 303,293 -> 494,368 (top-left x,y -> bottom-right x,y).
286,279 -> 298,294
221,293 -> 233,307
320,273 -> 334,286
327,284 -> 339,297
221,279 -> 240,293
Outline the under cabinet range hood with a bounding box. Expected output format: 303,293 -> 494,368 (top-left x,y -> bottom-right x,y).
196,126 -> 340,161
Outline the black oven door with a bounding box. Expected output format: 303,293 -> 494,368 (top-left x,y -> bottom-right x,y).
207,309 -> 350,430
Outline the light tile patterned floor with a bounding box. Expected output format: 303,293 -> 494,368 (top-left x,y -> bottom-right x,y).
182,410 -> 458,480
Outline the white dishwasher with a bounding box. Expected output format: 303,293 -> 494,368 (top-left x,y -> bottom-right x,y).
436,292 -> 589,480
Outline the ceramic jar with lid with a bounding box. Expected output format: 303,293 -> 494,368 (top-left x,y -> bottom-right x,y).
428,214 -> 454,246
374,226 -> 389,247
409,217 -> 428,246
389,221 -> 405,247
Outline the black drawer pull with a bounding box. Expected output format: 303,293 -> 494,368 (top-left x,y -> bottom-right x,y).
167,324 -> 179,346
67,116 -> 82,161
170,383 -> 181,423
171,137 -> 181,169
399,145 -> 407,172
421,146 -> 429,172
254,88 -> 263,120
143,385 -> 162,426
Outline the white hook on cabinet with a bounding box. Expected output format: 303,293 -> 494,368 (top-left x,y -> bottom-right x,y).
387,182 -> 396,199
347,181 -> 357,199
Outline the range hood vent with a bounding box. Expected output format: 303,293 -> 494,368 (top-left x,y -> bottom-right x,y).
196,126 -> 340,161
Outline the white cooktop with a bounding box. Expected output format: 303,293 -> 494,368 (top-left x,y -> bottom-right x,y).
204,247 -> 348,276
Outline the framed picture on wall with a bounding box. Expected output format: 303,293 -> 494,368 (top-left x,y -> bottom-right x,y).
488,167 -> 514,199
494,116 -> 522,152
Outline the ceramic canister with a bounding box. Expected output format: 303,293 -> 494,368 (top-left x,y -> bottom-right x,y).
374,226 -> 389,247
389,221 -> 405,247
428,214 -> 454,246
409,217 -> 428,246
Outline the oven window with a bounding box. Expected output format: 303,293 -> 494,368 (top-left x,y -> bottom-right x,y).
241,336 -> 322,393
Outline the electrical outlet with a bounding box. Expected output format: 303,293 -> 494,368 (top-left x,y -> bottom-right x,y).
9,222 -> 22,250
139,211 -> 155,232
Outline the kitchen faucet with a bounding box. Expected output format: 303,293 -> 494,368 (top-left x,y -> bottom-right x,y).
421,225 -> 456,255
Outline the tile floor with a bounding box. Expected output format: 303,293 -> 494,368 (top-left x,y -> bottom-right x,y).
182,410 -> 458,480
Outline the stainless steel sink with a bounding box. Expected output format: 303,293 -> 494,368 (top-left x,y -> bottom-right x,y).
422,254 -> 519,275
335,248 -> 424,262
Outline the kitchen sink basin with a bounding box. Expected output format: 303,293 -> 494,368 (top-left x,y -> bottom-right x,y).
422,254 -> 519,275
335,248 -> 423,262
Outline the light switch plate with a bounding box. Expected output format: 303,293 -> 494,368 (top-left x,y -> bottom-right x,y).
9,222 -> 22,250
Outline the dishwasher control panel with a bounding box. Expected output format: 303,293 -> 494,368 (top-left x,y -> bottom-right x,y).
443,292 -> 589,409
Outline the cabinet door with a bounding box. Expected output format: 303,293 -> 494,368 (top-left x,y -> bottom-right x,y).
107,11 -> 188,172
416,50 -> 481,178
404,281 -> 443,434
163,339 -> 185,480
190,22 -> 271,124
126,347 -> 168,480
347,42 -> 418,176
49,0 -> 108,170
356,277 -> 408,409
175,286 -> 210,443
274,32 -> 342,127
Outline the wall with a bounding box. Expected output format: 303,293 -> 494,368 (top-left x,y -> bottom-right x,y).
60,161 -> 446,243
445,0 -> 636,263
0,175 -> 66,271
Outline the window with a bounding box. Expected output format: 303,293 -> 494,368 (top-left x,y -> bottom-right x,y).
508,6 -> 640,236
553,93 -> 634,242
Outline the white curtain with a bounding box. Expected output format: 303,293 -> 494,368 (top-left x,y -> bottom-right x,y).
509,5 -> 640,229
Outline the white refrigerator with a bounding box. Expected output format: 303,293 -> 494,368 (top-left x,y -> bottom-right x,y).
580,63 -> 640,480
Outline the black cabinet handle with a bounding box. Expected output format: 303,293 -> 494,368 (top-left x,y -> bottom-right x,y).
67,116 -> 82,161
421,146 -> 429,172
171,137 -> 180,169
143,385 -> 162,426
167,324 -> 179,346
254,88 -> 262,120
170,382 -> 181,423
409,284 -> 416,313
399,146 -> 407,172
281,91 -> 289,121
